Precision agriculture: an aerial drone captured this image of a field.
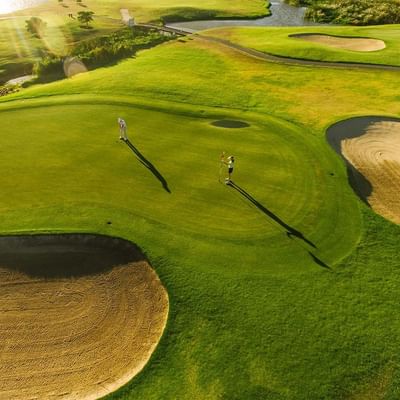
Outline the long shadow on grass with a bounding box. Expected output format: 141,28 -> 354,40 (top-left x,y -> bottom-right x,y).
228,182 -> 315,247
228,182 -> 331,269
125,140 -> 171,193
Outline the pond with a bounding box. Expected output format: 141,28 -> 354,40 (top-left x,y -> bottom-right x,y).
167,0 -> 321,32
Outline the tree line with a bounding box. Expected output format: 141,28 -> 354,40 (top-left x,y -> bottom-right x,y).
286,0 -> 400,25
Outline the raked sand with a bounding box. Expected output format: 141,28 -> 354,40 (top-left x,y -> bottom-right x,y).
0,235 -> 169,400
342,121 -> 400,223
291,34 -> 386,52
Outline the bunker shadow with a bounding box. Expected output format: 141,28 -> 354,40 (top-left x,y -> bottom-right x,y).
125,140 -> 171,193
0,234 -> 144,279
326,116 -> 400,206
228,182 -> 331,270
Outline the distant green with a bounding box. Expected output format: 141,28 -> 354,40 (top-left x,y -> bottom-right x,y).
203,25 -> 400,66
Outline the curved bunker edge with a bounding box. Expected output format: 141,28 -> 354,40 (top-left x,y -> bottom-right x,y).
0,233 -> 169,400
289,33 -> 386,52
326,116 -> 400,206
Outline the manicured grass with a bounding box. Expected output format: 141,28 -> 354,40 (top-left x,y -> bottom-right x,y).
0,96 -> 363,399
1,24 -> 400,399
0,0 -> 268,82
203,25 -> 400,66
0,96 -> 357,267
9,35 -> 400,130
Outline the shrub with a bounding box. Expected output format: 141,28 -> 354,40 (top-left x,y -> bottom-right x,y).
33,56 -> 64,82
302,0 -> 400,25
71,26 -> 173,68
0,84 -> 18,97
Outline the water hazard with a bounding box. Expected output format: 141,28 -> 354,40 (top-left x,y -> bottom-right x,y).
168,0 -> 320,32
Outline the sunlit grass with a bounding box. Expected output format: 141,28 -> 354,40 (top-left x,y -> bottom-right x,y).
203,25 -> 400,66
0,0 -> 269,82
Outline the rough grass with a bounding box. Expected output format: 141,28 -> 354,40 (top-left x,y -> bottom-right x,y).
0,25 -> 400,399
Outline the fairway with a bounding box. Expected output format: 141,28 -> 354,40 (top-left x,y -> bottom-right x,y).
1,16 -> 400,400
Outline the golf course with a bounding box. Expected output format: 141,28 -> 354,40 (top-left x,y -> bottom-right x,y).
1,0 -> 400,399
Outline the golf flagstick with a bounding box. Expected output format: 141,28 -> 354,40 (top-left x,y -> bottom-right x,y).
219,151 -> 226,183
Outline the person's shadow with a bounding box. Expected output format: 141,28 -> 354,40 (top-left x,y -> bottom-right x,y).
228,182 -> 331,270
125,140 -> 171,193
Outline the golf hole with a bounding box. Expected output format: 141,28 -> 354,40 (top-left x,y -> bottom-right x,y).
211,120 -> 250,128
0,234 -> 169,399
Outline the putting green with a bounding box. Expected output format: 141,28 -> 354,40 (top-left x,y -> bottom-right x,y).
0,97 -> 360,272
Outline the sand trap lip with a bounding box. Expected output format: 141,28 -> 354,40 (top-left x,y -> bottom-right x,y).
327,116 -> 400,224
0,234 -> 169,400
290,33 -> 386,52
211,120 -> 250,128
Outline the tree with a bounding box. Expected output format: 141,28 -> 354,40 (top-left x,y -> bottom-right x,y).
77,11 -> 95,28
25,17 -> 47,38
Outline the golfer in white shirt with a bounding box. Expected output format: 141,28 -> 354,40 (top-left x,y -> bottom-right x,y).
118,117 -> 128,141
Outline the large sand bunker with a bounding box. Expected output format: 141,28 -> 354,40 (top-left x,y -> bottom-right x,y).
0,234 -> 169,400
327,117 -> 400,224
290,33 -> 386,52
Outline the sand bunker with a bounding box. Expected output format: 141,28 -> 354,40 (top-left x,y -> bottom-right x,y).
211,120 -> 250,128
0,234 -> 168,400
63,57 -> 88,78
291,33 -> 386,52
327,117 -> 400,224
